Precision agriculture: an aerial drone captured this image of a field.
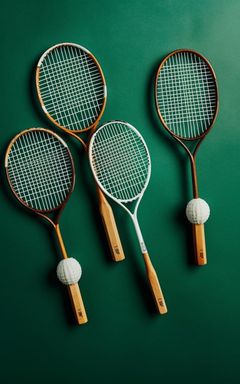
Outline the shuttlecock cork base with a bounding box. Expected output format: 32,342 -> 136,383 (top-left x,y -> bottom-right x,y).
56,258 -> 82,285
186,198 -> 210,224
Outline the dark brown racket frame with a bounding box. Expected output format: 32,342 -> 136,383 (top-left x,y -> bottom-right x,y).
155,49 -> 219,265
5,127 -> 88,324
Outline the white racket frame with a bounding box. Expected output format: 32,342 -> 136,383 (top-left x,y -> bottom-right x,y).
89,121 -> 151,254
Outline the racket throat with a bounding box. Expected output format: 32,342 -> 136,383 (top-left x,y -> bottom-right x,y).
132,215 -> 147,254
190,156 -> 199,198
55,224 -> 68,260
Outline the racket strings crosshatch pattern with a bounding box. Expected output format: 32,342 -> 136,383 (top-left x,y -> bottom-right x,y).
6,130 -> 73,211
37,44 -> 105,131
91,122 -> 150,202
156,51 -> 217,139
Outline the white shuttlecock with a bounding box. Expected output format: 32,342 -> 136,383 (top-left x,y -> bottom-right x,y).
56,258 -> 82,285
186,198 -> 210,224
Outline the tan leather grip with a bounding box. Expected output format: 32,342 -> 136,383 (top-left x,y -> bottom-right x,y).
98,189 -> 125,262
67,284 -> 88,325
192,224 -> 207,265
143,253 -> 167,314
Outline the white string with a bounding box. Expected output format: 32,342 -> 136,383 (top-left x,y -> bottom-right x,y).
7,130 -> 73,211
10,132 -> 71,209
182,52 -> 193,137
39,45 -> 105,131
157,51 -> 217,139
10,132 -> 70,209
91,123 -> 150,202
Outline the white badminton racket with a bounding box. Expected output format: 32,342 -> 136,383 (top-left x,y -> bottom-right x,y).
89,121 -> 167,314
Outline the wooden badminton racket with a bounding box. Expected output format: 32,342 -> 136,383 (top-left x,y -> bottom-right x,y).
155,49 -> 218,265
36,42 -> 125,262
5,128 -> 87,324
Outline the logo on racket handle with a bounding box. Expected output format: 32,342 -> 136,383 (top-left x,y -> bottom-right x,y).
114,246 -> 120,255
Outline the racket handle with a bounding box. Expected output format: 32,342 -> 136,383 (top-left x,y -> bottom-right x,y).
67,284 -> 88,325
192,224 -> 207,265
98,189 -> 125,262
143,252 -> 167,314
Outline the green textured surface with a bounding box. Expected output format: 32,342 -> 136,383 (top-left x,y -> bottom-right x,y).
0,1 -> 239,383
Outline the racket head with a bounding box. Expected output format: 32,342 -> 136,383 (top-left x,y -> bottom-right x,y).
155,49 -> 219,141
36,42 -> 107,134
89,121 -> 151,204
5,128 -> 75,214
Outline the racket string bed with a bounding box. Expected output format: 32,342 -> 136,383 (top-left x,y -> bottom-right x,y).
93,124 -> 149,187
43,59 -> 103,119
158,55 -> 204,136
40,58 -> 98,127
9,132 -> 71,208
39,45 -> 104,130
41,51 -> 101,104
157,53 -> 216,136
91,123 -> 149,202
9,152 -> 71,209
157,51 -> 217,139
92,137 -> 148,194
9,137 -> 72,191
7,130 -> 73,211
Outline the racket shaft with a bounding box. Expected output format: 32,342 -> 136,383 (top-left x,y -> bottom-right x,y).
67,284 -> 88,324
143,253 -> 167,314
98,190 -> 125,261
192,224 -> 207,265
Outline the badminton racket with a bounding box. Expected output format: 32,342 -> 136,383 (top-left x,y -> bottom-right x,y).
36,42 -> 125,262
155,49 -> 218,265
89,121 -> 167,314
5,128 -> 87,325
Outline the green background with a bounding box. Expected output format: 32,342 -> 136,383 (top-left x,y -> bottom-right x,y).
0,0 -> 239,383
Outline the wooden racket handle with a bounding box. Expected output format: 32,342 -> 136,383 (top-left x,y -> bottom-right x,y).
192,224 -> 207,265
143,252 -> 167,314
67,284 -> 88,325
98,189 -> 125,262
